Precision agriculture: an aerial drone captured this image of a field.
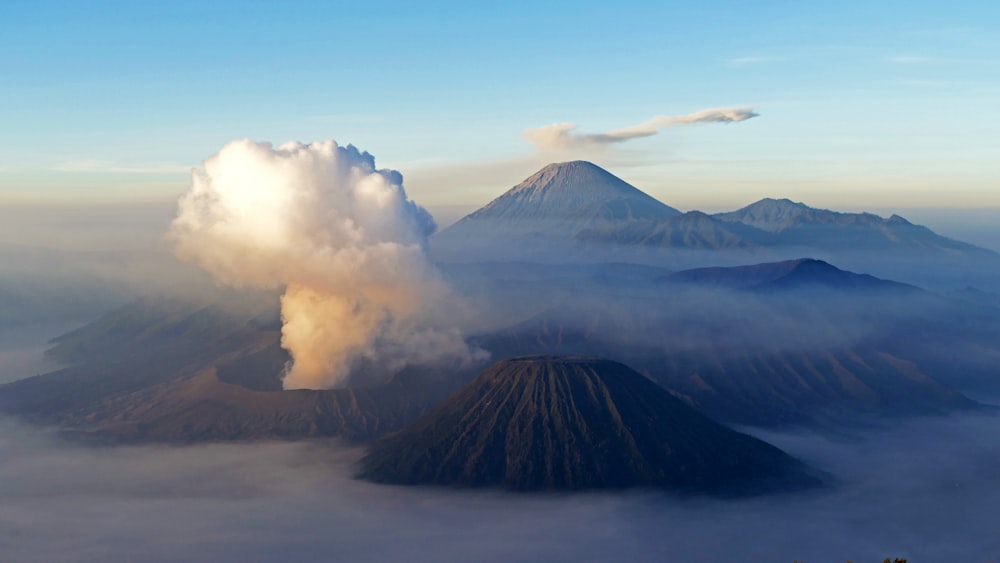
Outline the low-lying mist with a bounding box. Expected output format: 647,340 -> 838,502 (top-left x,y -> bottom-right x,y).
0,201 -> 219,329
1,411 -> 997,562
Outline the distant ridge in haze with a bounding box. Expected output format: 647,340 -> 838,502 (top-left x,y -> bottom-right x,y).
713,198 -> 986,253
576,210 -> 763,250
580,197 -> 990,256
432,162 -> 997,286
666,258 -> 920,292
359,356 -> 821,493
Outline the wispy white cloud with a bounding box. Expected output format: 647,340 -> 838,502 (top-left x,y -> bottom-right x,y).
402,107 -> 760,204
522,107 -> 759,152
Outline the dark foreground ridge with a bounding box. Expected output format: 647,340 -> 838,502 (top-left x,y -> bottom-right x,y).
359,356 -> 823,494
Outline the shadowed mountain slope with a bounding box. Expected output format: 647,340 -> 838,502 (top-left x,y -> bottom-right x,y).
360,356 -> 821,493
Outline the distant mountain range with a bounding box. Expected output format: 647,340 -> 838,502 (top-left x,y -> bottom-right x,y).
580,198 -> 987,254
433,161 -> 999,289
360,356 -> 822,493
715,197 -> 984,252
439,161 -> 987,255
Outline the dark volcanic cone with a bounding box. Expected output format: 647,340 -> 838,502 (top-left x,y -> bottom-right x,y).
359,356 -> 822,494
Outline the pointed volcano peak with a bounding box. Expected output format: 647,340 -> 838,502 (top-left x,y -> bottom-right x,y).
507,160 -> 634,196
431,162 -> 680,259
461,161 -> 679,225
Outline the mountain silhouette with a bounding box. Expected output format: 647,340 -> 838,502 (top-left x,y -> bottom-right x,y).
666,258 -> 919,292
359,356 -> 822,493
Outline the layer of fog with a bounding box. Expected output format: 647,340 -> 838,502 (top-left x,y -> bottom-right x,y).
0,202 -> 216,328
1,411 -> 997,562
442,259 -> 986,354
435,233 -> 1000,294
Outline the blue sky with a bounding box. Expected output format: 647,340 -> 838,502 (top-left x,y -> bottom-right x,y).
1,0 -> 998,210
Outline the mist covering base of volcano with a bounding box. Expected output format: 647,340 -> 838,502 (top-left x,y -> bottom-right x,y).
0,379 -> 997,562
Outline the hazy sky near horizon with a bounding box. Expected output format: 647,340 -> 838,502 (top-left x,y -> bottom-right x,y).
1,0 -> 998,210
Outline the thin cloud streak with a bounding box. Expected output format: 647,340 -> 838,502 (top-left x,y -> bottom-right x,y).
523,107 -> 759,152
402,106 -> 758,207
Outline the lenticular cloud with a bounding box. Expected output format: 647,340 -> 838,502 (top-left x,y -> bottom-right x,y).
170,139 -> 483,389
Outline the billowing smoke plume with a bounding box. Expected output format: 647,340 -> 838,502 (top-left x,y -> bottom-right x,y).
523,107 -> 758,152
170,139 -> 485,389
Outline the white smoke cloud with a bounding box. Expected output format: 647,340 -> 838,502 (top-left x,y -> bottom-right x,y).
170,139 -> 485,390
523,107 -> 758,152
